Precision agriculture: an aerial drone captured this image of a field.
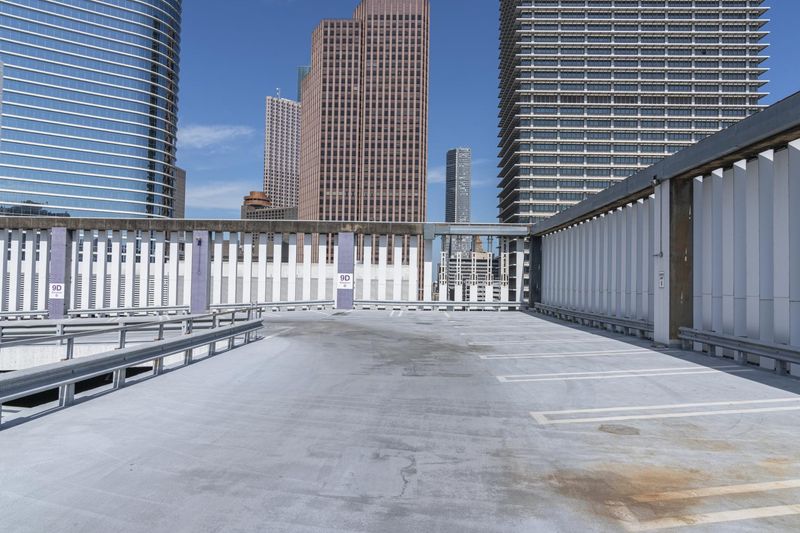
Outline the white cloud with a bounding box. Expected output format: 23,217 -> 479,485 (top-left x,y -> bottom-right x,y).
427,165 -> 446,184
186,180 -> 255,211
178,125 -> 256,150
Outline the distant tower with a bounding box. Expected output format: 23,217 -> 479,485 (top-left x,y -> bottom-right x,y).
445,147 -> 472,254
264,93 -> 301,208
299,0 -> 430,222
297,66 -> 311,102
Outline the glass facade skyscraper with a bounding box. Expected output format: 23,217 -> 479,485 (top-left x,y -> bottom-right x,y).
498,0 -> 768,224
0,0 -> 181,218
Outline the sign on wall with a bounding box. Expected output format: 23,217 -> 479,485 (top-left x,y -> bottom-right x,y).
337,273 -> 354,290
49,282 -> 65,300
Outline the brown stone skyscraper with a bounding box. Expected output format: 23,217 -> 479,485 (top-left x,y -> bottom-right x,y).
299,0 -> 430,222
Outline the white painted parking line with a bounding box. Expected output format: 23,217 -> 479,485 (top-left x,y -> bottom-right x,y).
480,349 -> 659,360
531,398 -> 800,425
498,365 -> 749,383
624,504 -> 800,532
470,339 -> 629,346
634,479 -> 800,503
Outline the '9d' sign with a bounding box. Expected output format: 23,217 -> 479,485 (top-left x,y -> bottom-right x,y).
337,273 -> 354,290
49,282 -> 65,300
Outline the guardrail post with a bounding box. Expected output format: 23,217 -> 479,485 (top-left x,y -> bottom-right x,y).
190,231 -> 211,314
653,178 -> 694,346
112,368 -> 126,389
47,228 -> 72,320
58,383 -> 74,407
65,337 -> 74,360
118,326 -> 127,349
156,321 -> 165,341
153,357 -> 164,376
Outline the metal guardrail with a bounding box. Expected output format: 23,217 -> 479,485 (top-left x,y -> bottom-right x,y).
679,327 -> 800,376
211,301 -> 334,312
0,311 -> 49,321
0,318 -> 265,426
0,307 -> 261,358
67,305 -> 190,318
534,303 -> 654,338
354,300 -> 523,311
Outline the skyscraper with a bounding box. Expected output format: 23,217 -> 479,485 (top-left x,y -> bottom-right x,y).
264,96 -> 301,209
0,0 -> 182,218
445,147 -> 472,254
299,0 -> 430,222
297,66 -> 311,102
498,0 -> 768,224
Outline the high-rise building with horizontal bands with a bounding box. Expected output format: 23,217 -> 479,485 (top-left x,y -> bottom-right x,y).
445,147 -> 472,254
264,96 -> 301,209
0,0 -> 182,218
299,0 -> 430,222
498,0 -> 768,224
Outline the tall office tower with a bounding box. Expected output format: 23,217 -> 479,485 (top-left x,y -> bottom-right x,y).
445,147 -> 472,254
264,96 -> 301,208
299,0 -> 430,222
297,66 -> 311,102
497,0 -> 768,224
0,0 -> 182,218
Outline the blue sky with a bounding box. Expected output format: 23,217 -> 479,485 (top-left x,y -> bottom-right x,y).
177,0 -> 800,221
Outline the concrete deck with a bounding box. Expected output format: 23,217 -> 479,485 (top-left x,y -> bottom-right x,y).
2,311 -> 800,532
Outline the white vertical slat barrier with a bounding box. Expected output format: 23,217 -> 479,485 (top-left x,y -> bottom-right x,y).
243,233 -> 253,304
377,235 -> 388,300
7,230 -> 21,312
167,232 -> 179,306
69,236 -> 78,309
363,235 -> 372,300
36,231 -> 49,311
182,235 -> 193,306
623,206 -> 632,318
0,230 -> 8,311
317,234 -> 327,300
745,159 -> 761,343
515,239 -> 524,304
701,174 -> 713,334
302,234 -> 312,301
227,232 -> 239,305
423,238 -> 433,302
211,232 -> 223,305
94,233 -> 107,309
632,203 -> 641,320
153,232 -> 165,307
332,235 -> 339,302
21,231 -> 35,311
123,234 -> 135,308
773,146 -> 791,352
647,195 -> 655,323
109,232 -> 121,309
258,233 -> 268,303
693,178 -> 705,349
80,233 -> 92,310
392,236 -> 402,300
788,140 -> 800,374
732,161 -> 748,340
608,213 -> 617,318
721,168 -> 735,341
409,236 -> 419,302
139,233 -> 152,307
287,233 -> 297,301
758,151 -> 775,348
272,233 -> 282,302
710,170 -> 724,349
599,215 -> 607,315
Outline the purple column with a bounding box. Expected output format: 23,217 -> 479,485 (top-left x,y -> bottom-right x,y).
190,231 -> 210,314
47,227 -> 71,320
336,232 -> 355,310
